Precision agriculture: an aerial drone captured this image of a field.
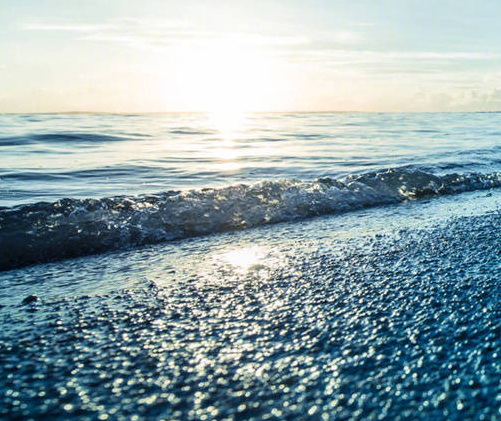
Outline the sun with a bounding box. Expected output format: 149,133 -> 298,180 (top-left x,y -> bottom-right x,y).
172,42 -> 281,114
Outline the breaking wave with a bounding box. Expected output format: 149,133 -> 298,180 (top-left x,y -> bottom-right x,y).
2,167 -> 501,271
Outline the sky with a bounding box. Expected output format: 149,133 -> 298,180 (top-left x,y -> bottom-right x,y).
1,0 -> 501,112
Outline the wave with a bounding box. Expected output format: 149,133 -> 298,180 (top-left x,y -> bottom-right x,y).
169,128 -> 216,135
2,167 -> 501,271
0,133 -> 128,146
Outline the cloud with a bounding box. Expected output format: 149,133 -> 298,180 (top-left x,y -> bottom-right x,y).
280,48 -> 501,82
411,88 -> 501,112
20,18 -> 501,78
20,18 -> 371,55
284,49 -> 500,63
21,22 -> 116,32
20,18 -> 310,50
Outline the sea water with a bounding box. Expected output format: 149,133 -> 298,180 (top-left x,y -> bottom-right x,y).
3,112 -> 501,270
2,112 -> 501,207
3,112 -> 501,420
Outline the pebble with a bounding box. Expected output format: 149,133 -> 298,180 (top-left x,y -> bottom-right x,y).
22,295 -> 38,305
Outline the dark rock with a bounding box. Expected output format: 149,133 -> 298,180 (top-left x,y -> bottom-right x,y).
22,295 -> 38,304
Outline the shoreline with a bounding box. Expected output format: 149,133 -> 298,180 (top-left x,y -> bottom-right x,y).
3,202 -> 501,419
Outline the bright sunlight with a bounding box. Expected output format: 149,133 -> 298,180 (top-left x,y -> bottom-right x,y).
171,42 -> 283,114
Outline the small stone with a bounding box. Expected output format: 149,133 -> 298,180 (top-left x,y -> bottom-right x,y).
22,295 -> 38,305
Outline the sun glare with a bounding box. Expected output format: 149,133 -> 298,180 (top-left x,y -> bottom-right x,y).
172,42 -> 281,114
168,41 -> 286,172
214,245 -> 281,274
209,108 -> 246,139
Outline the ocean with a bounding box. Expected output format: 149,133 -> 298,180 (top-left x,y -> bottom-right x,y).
2,112 -> 501,420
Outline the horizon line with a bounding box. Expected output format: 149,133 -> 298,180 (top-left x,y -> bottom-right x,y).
2,110 -> 501,115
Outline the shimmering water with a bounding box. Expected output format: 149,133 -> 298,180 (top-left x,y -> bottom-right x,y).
2,112 -> 501,206
3,112 -> 501,270
3,112 -> 501,420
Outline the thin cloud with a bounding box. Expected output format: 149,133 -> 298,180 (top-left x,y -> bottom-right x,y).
21,22 -> 116,32
20,18 -> 310,50
21,19 -> 499,68
285,50 -> 500,62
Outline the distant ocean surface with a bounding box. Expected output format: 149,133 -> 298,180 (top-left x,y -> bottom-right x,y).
6,112 -> 501,420
3,112 -> 501,207
3,112 -> 501,270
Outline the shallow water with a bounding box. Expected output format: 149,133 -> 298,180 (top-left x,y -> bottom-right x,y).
2,188 -> 501,420
3,112 -> 501,271
3,113 -> 501,420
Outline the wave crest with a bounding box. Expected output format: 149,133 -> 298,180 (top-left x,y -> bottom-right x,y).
2,168 -> 501,271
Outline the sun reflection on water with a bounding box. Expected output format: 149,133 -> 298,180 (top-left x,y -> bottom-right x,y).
214,245 -> 283,275
207,110 -> 248,172
220,247 -> 263,270
209,109 -> 246,140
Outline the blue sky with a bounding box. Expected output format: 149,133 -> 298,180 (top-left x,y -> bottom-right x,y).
1,0 -> 501,112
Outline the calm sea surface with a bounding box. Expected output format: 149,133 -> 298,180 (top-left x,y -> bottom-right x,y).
2,112 -> 501,207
